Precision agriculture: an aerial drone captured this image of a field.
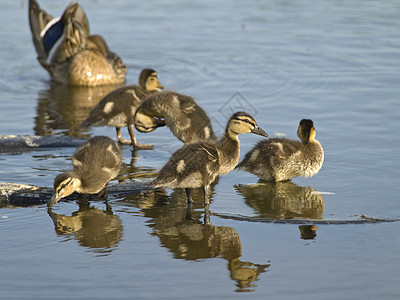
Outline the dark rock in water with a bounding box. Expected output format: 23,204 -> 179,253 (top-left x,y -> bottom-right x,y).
0,135 -> 85,152
0,183 -> 52,207
0,182 -> 150,208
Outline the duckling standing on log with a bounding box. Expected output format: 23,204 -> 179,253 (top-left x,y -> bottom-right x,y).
48,136 -> 122,208
149,112 -> 268,205
29,0 -> 126,86
80,69 -> 164,149
134,91 -> 217,144
237,119 -> 324,181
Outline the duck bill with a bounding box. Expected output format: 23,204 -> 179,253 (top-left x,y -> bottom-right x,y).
48,193 -> 61,208
156,81 -> 164,90
154,118 -> 166,128
251,125 -> 268,137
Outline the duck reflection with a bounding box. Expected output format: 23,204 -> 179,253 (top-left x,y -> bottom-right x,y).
299,225 -> 318,240
121,188 -> 270,292
47,200 -> 123,255
235,181 -> 324,220
34,83 -> 122,137
117,149 -> 159,184
235,181 -> 324,239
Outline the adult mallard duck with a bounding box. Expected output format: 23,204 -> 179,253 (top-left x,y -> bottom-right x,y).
149,112 -> 268,205
134,91 -> 217,144
48,136 -> 122,208
29,0 -> 126,86
80,69 -> 164,149
237,119 -> 324,181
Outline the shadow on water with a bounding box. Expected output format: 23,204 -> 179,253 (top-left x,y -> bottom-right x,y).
34,84 -> 122,137
234,181 -> 324,239
47,200 -> 123,256
118,187 -> 270,292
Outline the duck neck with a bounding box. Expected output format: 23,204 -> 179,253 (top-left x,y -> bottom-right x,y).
216,130 -> 240,174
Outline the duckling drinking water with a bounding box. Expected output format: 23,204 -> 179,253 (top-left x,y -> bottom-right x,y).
237,119 -> 324,181
149,112 -> 268,205
29,0 -> 126,86
134,91 -> 217,144
48,136 -> 122,208
80,69 -> 164,149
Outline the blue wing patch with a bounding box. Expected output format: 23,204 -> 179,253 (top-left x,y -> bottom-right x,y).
42,19 -> 64,54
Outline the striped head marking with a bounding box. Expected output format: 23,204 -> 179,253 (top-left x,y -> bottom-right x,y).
48,173 -> 81,208
134,110 -> 158,133
227,112 -> 268,137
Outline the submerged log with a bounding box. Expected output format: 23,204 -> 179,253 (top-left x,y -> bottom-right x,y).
0,135 -> 85,152
0,182 -> 150,207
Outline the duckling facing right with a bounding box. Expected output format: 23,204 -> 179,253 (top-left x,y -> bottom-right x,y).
135,91 -> 217,144
29,0 -> 126,86
80,69 -> 164,149
237,119 -> 324,182
149,112 -> 268,205
48,136 -> 122,208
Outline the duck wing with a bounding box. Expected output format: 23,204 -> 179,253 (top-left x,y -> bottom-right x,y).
29,0 -> 54,61
264,138 -> 301,160
238,138 -> 301,171
29,0 -> 90,67
151,142 -> 220,188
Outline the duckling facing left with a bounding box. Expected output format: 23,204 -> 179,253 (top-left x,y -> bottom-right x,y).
135,91 -> 217,144
237,119 -> 324,182
29,0 -> 126,86
80,69 -> 164,149
149,112 -> 268,205
48,136 -> 122,208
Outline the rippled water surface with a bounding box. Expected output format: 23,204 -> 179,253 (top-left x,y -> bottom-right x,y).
1,0 -> 400,299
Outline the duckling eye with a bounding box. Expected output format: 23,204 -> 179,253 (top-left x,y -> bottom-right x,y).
243,119 -> 256,127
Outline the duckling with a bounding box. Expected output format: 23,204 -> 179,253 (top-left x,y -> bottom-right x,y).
135,91 -> 217,144
237,119 -> 324,182
48,136 -> 122,208
80,69 -> 164,149
149,112 -> 268,205
29,0 -> 126,86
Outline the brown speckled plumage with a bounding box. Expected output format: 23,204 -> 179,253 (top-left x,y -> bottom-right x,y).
135,91 -> 217,144
150,112 -> 268,205
237,119 -> 324,182
49,136 -> 122,207
80,69 -> 163,148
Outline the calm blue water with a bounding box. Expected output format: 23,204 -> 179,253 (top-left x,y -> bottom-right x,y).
1,0 -> 399,299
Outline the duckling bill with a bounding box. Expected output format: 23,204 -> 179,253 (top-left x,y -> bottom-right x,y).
80,69 -> 164,149
149,112 -> 268,205
237,119 -> 324,181
49,136 -> 122,208
29,0 -> 126,86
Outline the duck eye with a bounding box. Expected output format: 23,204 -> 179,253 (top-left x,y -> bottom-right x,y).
243,119 -> 256,127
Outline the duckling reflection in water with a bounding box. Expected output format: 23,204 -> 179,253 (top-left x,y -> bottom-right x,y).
48,136 -> 122,208
81,69 -> 164,149
234,181 -> 325,220
134,188 -> 270,292
149,112 -> 268,205
157,218 -> 270,292
237,119 -> 324,181
299,225 -> 318,240
48,200 -> 122,253
29,0 -> 126,86
34,84 -> 122,137
135,91 -> 217,144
